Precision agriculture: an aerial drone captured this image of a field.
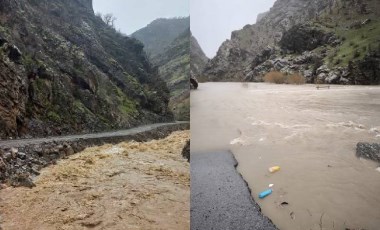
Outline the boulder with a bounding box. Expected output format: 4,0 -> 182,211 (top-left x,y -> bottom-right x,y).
325,72 -> 340,84
181,140 -> 190,162
356,142 -> 380,163
0,36 -> 7,47
280,24 -> 337,53
8,44 -> 22,63
273,59 -> 289,70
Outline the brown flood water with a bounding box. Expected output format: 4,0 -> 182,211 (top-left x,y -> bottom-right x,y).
191,83 -> 380,230
0,131 -> 190,230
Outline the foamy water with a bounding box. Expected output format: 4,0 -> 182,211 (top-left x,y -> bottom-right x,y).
191,83 -> 380,230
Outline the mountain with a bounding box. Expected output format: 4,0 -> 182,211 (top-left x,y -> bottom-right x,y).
131,17 -> 190,58
203,0 -> 380,85
256,11 -> 268,23
153,29 -> 190,121
190,34 -> 209,80
0,0 -> 172,139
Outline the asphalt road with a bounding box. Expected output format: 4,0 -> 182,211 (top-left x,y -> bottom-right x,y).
191,151 -> 277,230
0,122 -> 187,148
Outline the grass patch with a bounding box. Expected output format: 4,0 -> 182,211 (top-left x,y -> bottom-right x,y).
313,0 -> 380,67
118,97 -> 137,116
336,22 -> 379,63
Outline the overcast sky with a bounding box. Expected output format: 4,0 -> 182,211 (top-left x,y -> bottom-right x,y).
191,0 -> 276,58
93,0 -> 189,35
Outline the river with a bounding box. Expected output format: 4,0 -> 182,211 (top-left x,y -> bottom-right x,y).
191,83 -> 380,230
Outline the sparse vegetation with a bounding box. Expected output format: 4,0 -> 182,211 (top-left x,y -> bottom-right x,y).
96,12 -> 117,28
287,72 -> 306,84
264,71 -> 286,84
263,71 -> 305,85
47,111 -> 61,123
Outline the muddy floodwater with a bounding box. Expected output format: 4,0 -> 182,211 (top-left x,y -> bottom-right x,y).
0,131 -> 190,230
191,83 -> 380,230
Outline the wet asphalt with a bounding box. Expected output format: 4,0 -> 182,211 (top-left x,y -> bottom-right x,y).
0,122 -> 188,148
191,151 -> 277,230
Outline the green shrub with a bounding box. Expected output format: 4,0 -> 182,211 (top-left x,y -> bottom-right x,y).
353,50 -> 361,58
334,58 -> 342,65
47,111 -> 61,123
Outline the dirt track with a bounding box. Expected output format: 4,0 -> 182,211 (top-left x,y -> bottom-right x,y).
0,131 -> 190,230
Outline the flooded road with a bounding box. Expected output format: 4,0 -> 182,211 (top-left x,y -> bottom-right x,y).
0,131 -> 190,230
191,83 -> 380,230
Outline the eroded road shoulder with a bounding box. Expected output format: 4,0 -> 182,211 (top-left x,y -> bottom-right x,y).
0,131 -> 190,230
190,151 -> 277,230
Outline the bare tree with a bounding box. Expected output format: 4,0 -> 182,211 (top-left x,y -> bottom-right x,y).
102,13 -> 117,28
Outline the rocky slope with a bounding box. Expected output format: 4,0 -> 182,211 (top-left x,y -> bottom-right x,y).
153,29 -> 190,121
190,34 -> 209,81
132,17 -> 190,121
131,17 -> 190,59
203,0 -> 380,85
0,0 -> 172,139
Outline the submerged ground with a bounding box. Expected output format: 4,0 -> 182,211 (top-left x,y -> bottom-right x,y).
191,83 -> 380,230
0,131 -> 190,230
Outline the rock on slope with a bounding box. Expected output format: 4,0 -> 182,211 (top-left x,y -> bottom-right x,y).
204,0 -> 380,84
153,29 -> 191,121
131,17 -> 190,59
0,0 -> 172,139
190,34 -> 209,81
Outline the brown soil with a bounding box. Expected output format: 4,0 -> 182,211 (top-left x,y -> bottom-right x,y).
0,131 -> 190,230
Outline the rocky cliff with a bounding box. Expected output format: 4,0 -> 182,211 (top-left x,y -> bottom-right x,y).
203,0 -> 380,84
153,29 -> 191,121
132,17 -> 190,121
190,34 -> 209,81
131,17 -> 190,59
0,0 -> 172,139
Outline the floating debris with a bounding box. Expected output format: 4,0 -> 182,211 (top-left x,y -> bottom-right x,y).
290,211 -> 296,220
269,166 -> 280,173
259,189 -> 273,199
280,202 -> 289,206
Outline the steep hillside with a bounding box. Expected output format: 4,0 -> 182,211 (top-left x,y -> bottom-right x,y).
131,17 -> 190,58
154,29 -> 190,121
204,0 -> 380,84
190,34 -> 209,80
0,0 -> 172,139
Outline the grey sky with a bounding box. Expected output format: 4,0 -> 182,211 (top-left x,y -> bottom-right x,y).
191,0 -> 276,58
93,0 -> 189,35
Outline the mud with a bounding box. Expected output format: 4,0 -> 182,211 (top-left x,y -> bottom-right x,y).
0,131 -> 190,230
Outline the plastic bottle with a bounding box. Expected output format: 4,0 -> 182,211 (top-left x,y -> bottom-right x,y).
268,166 -> 280,173
259,189 -> 272,199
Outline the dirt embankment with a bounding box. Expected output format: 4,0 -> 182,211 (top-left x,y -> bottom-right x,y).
0,130 -> 190,230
